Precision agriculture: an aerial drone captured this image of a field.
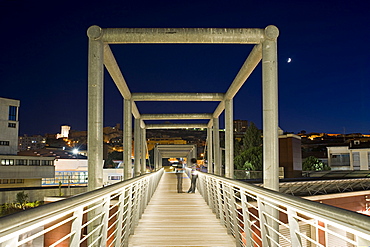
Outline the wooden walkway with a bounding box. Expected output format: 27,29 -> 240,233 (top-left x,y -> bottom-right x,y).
128,172 -> 236,247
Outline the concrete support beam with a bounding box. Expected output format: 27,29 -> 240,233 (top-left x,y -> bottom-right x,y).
132,102 -> 141,119
225,99 -> 234,179
262,25 -> 279,191
123,99 -> 132,180
132,93 -> 224,101
87,26 -> 104,191
145,123 -> 208,129
103,44 -> 131,99
262,25 -> 280,246
213,101 -> 225,118
207,127 -> 213,173
141,113 -> 213,120
134,119 -> 141,177
213,118 -> 221,176
154,146 -> 158,171
225,44 -> 262,100
141,127 -> 146,174
100,27 -> 265,44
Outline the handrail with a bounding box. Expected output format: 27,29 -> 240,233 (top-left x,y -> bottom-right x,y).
0,169 -> 164,247
197,172 -> 370,247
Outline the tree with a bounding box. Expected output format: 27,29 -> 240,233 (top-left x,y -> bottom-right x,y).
234,122 -> 263,171
235,146 -> 263,170
302,156 -> 330,171
243,122 -> 262,149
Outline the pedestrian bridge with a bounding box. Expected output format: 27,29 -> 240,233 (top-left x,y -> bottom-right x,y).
1,169 -> 370,247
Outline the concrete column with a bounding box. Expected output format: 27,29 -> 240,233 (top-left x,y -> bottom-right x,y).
207,127 -> 213,173
123,99 -> 132,180
225,99 -> 234,179
262,25 -> 280,247
87,26 -> 104,191
141,127 -> 147,174
213,117 -> 221,176
134,118 -> 141,177
154,146 -> 158,171
262,25 -> 279,191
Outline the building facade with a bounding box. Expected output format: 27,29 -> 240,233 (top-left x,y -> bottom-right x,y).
327,141 -> 370,170
0,97 -> 20,154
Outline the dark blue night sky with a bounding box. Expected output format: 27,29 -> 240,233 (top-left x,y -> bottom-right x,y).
1,0 -> 369,135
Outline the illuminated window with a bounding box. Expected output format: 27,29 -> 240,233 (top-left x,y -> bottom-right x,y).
1,159 -> 14,165
8,106 -> 17,121
0,141 -> 10,146
8,123 -> 16,128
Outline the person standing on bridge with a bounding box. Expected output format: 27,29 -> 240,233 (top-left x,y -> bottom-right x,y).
187,158 -> 199,193
175,161 -> 185,193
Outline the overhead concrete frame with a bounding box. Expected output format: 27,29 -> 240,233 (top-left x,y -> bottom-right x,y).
87,26 -> 279,192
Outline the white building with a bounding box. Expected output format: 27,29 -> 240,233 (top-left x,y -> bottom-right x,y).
0,97 -> 55,188
0,97 -> 20,154
56,125 -> 71,139
327,141 -> 370,170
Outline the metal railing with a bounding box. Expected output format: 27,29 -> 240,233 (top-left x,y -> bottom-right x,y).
197,172 -> 370,247
0,169 -> 163,247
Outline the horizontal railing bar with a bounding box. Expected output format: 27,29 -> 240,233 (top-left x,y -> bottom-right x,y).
0,172 -> 157,235
202,173 -> 370,234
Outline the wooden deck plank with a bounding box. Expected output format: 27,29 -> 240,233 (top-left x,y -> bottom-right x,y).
128,172 -> 236,246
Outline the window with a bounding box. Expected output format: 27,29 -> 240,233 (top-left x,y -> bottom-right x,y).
8,123 -> 16,128
15,159 -> 27,165
10,179 -> 15,184
1,159 -> 14,165
368,152 -> 370,170
8,106 -> 17,121
330,154 -> 350,166
41,160 -> 53,166
109,175 -> 122,180
0,141 -> 10,146
16,179 -> 24,183
28,160 -> 40,166
353,152 -> 360,170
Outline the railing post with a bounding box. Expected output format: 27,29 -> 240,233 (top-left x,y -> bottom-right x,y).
240,189 -> 253,246
217,180 -> 225,225
101,195 -> 110,244
141,127 -> 147,174
257,197 -> 269,247
114,190 -> 125,247
70,208 -> 83,246
227,186 -> 242,247
287,208 -> 303,247
223,182 -> 232,234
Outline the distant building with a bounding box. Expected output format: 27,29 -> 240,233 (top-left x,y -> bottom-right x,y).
279,132 -> 302,178
0,97 -> 54,188
56,125 -> 71,139
233,119 -> 248,133
18,134 -> 46,151
327,140 -> 370,170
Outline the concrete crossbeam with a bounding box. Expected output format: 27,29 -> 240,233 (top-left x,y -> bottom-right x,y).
100,27 -> 265,44
145,123 -> 208,129
132,93 -> 224,101
141,113 -> 213,120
